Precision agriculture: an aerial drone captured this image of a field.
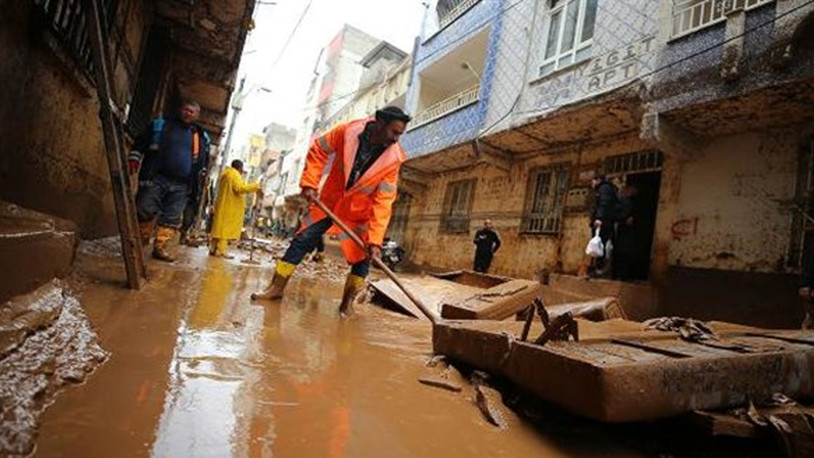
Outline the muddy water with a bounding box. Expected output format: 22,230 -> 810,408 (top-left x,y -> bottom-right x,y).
32,242 -> 761,457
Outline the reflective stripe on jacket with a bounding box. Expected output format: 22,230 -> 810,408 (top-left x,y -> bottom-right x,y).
299,118 -> 405,264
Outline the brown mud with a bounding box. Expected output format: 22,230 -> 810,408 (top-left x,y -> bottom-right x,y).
26,238 -> 774,457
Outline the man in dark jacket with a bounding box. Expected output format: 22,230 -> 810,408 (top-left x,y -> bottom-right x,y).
589,174 -> 619,276
473,219 -> 501,273
128,100 -> 211,262
614,183 -> 640,281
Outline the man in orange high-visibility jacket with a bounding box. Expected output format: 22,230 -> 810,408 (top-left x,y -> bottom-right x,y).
252,107 -> 411,315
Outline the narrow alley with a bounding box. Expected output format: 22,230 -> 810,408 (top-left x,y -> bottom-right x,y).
24,240 -> 767,457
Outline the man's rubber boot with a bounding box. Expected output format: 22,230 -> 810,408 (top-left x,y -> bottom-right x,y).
338,274 -> 366,317
138,221 -> 153,247
251,261 -> 295,300
152,226 -> 177,262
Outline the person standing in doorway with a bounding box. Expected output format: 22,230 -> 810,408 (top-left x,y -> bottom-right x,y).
208,160 -> 262,258
129,100 -> 211,262
613,183 -> 640,281
473,220 -> 501,273
589,173 -> 619,277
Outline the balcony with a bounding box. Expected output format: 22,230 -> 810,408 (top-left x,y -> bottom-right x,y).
438,0 -> 481,29
412,84 -> 480,127
671,0 -> 774,39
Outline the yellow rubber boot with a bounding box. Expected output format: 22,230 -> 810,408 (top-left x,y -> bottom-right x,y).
153,226 -> 177,262
251,261 -> 296,301
138,221 -> 154,247
338,274 -> 366,317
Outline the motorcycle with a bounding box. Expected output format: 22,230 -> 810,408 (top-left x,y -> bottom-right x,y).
381,238 -> 405,270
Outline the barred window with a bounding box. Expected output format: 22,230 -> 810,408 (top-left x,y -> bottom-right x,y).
671,0 -> 774,39
604,151 -> 664,176
441,179 -> 477,233
540,0 -> 598,76
31,0 -> 119,77
521,165 -> 569,234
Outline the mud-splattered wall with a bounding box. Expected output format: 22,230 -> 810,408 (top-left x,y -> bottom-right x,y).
669,128 -> 806,273
0,1 -> 149,237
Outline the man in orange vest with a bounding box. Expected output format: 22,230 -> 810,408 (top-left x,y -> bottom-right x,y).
252,107 -> 411,315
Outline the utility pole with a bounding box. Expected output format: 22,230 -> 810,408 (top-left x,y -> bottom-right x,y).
82,0 -> 146,289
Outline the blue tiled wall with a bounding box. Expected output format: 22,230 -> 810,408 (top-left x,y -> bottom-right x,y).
402,0 -> 506,159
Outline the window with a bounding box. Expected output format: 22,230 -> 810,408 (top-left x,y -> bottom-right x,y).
441,179 -> 477,233
604,151 -> 664,176
540,0 -> 598,76
671,0 -> 774,39
521,165 -> 569,234
436,0 -> 481,29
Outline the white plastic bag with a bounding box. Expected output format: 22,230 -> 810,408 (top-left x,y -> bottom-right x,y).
585,228 -> 604,258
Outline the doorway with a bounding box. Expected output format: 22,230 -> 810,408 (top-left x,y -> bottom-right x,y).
616,171 -> 661,281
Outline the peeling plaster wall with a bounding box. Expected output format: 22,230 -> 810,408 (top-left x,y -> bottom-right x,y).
669,128 -> 805,273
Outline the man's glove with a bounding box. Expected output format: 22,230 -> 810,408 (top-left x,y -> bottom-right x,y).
128,159 -> 140,175
368,245 -> 382,261
301,187 -> 318,202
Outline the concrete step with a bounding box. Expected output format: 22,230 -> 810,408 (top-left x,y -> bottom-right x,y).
547,273 -> 659,321
0,201 -> 77,303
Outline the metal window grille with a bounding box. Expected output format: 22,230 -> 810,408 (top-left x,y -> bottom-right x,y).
604,150 -> 664,176
441,179 -> 477,233
437,0 -> 481,29
411,84 -> 480,128
539,0 -> 598,76
671,0 -> 774,39
521,165 -> 569,234
31,0 -> 119,77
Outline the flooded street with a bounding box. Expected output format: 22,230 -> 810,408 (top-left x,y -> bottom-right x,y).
31,243 -> 564,457
27,241 -> 768,457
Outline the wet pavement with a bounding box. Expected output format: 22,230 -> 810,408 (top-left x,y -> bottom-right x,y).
30,240 -> 771,457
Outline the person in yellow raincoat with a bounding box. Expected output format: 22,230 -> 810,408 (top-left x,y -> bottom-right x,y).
209,159 -> 261,258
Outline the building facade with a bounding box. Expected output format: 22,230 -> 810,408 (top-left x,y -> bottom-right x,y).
398,0 -> 814,327
0,0 -> 255,237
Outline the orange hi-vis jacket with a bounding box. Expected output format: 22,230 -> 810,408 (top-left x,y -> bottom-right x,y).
299,118 -> 406,264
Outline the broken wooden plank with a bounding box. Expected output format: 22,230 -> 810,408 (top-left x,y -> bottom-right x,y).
544,297 -> 627,321
441,280 -> 543,320
418,376 -> 463,392
433,319 -> 814,423
369,278 -> 431,320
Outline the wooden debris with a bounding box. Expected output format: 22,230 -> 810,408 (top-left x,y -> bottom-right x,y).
418,376 -> 463,392
472,380 -> 508,429
441,280 -> 543,320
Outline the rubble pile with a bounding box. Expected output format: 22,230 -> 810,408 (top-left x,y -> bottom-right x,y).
0,281 -> 108,455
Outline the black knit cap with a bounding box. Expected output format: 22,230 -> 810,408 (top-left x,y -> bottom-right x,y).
375,106 -> 411,124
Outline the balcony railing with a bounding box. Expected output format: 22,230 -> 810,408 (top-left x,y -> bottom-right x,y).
671,0 -> 773,39
412,84 -> 480,128
439,0 -> 481,29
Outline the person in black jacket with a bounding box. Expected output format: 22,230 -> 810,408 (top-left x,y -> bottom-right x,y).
799,244 -> 814,329
589,174 -> 619,277
473,220 -> 501,273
